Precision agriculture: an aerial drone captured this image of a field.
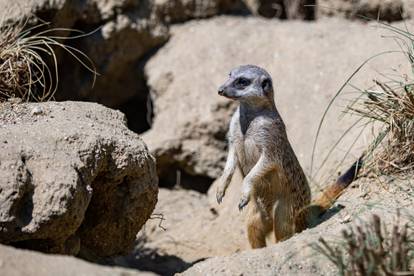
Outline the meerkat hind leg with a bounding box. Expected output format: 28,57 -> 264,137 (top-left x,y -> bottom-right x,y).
247,203 -> 272,248
273,199 -> 295,242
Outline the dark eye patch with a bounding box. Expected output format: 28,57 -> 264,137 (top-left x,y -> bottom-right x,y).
234,77 -> 251,88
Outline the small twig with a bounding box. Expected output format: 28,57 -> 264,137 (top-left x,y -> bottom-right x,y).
150,213 -> 167,231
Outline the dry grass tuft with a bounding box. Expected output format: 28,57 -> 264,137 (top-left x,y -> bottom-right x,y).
314,214 -> 414,276
0,19 -> 96,102
347,77 -> 414,174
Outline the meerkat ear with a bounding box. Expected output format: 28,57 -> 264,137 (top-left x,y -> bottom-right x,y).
261,78 -> 272,94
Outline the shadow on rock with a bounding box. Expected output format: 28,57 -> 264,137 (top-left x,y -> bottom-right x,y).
109,237 -> 202,276
307,204 -> 345,229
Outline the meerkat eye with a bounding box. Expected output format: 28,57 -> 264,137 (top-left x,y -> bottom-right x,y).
235,77 -> 251,88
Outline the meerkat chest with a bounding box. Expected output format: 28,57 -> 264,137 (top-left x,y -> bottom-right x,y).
234,128 -> 262,175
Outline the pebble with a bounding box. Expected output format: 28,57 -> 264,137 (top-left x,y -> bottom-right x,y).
86,185 -> 93,194
30,106 -> 43,116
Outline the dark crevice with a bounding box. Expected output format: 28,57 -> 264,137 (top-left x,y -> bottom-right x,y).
158,167 -> 214,194
154,0 -> 251,24
54,20 -> 103,103
16,155 -> 34,228
116,249 -> 194,276
10,239 -> 57,253
258,0 -> 287,19
53,18 -> 166,135
353,7 -> 404,22
66,20 -> 103,36
17,186 -> 34,227
303,0 -> 317,20
116,40 -> 169,134
256,0 -> 317,20
116,73 -> 154,134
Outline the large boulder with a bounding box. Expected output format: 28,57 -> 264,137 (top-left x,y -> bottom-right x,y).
0,101 -> 158,258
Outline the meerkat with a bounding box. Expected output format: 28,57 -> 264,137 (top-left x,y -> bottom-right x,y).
216,65 -> 363,248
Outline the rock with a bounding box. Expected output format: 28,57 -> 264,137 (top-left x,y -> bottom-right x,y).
0,101 -> 158,258
0,244 -> 156,276
30,106 -> 43,116
242,0 -> 316,19
318,0 -> 410,21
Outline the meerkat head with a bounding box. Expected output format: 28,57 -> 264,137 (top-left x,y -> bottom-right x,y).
218,65 -> 274,106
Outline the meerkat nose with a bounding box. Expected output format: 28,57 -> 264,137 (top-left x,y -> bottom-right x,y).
218,87 -> 224,95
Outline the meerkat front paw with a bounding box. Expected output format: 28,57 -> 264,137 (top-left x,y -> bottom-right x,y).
238,195 -> 250,211
216,187 -> 226,204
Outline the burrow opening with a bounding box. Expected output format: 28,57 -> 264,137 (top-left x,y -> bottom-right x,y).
158,167 -> 214,194
117,78 -> 154,134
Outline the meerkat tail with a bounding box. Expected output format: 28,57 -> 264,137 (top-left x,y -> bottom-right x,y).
294,155 -> 364,231
313,154 -> 364,210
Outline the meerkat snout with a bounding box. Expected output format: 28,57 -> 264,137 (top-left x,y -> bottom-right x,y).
218,86 -> 225,96
217,80 -> 241,99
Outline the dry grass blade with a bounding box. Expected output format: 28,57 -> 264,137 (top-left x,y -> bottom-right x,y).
313,214 -> 414,276
310,50 -> 397,177
0,19 -> 97,102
